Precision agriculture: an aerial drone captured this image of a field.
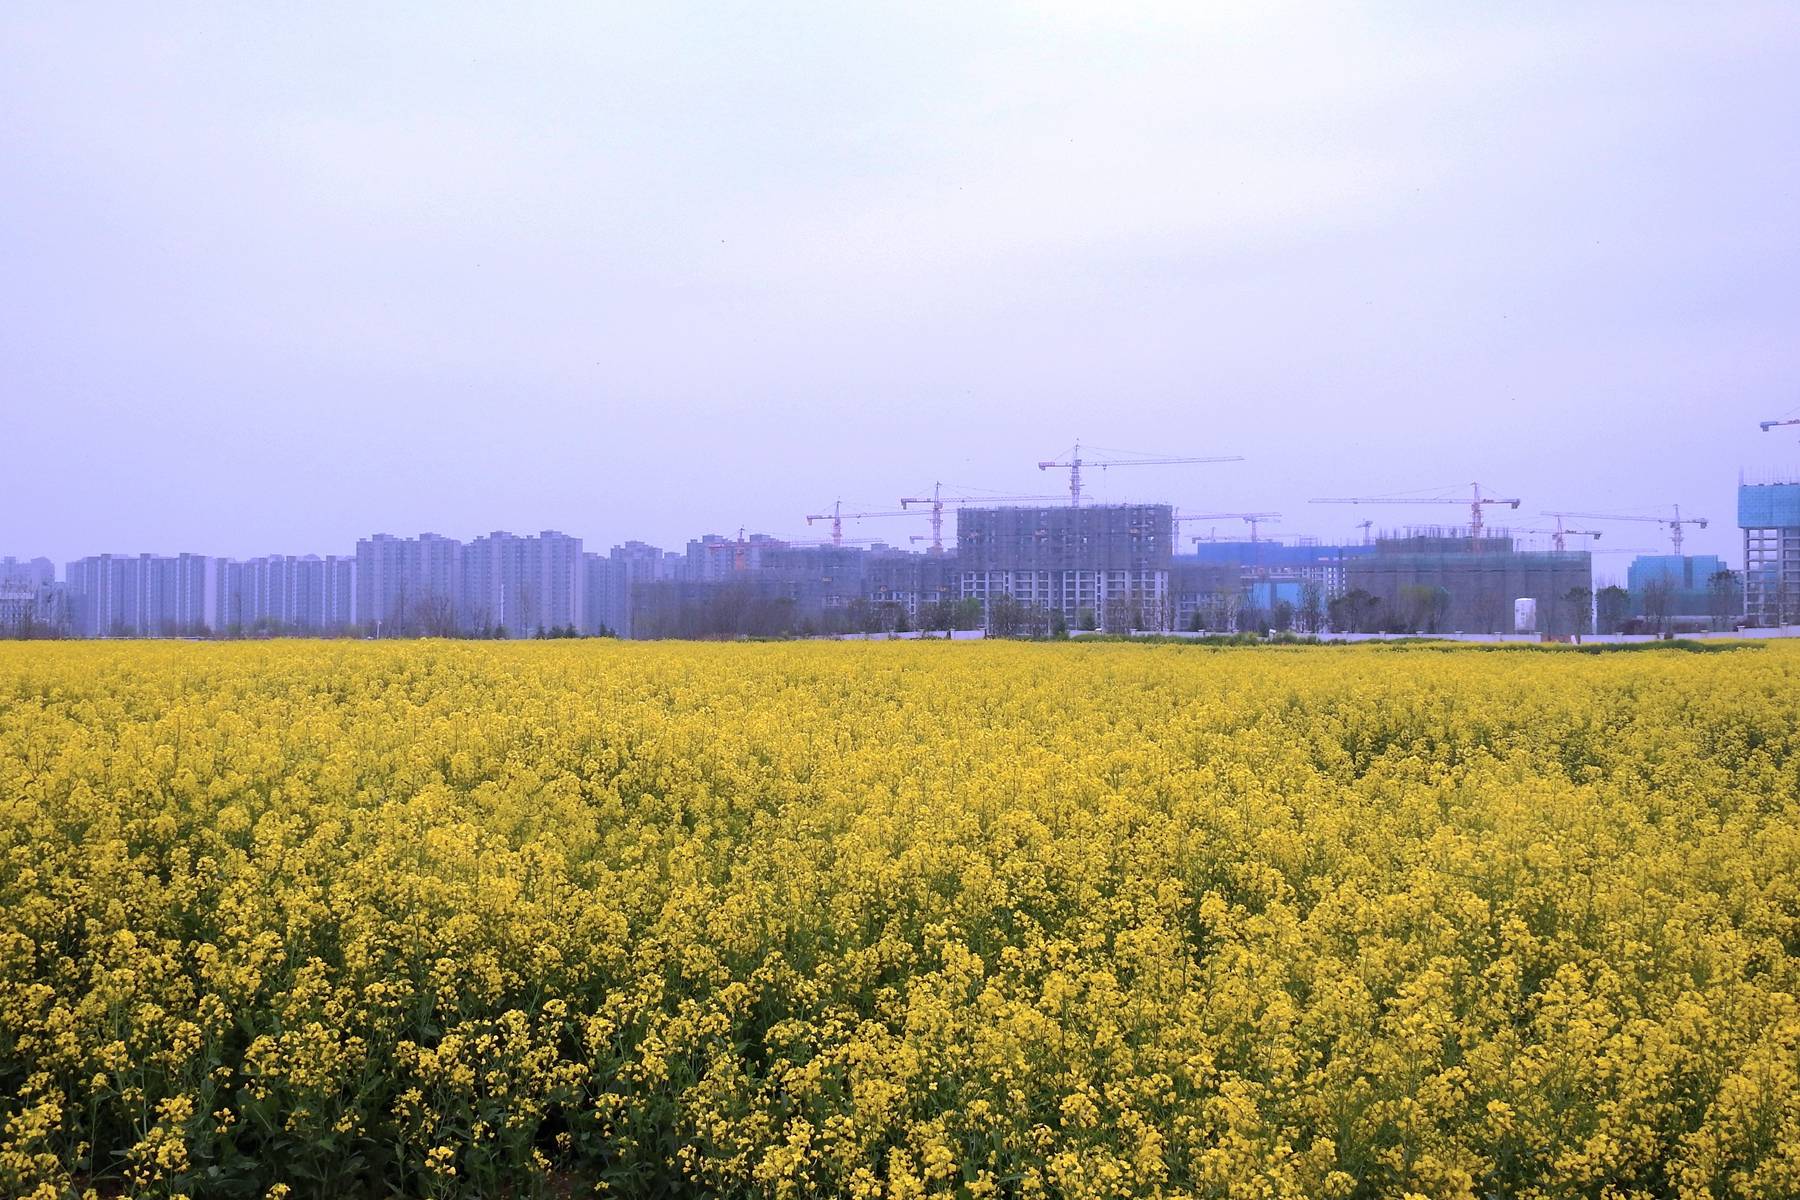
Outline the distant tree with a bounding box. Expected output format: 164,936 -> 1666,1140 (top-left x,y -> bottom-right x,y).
989,594 -> 1029,637
1101,594 -> 1135,633
1558,586 -> 1593,640
1641,578 -> 1675,635
411,594 -> 460,638
1400,584 -> 1450,633
1707,569 -> 1742,631
1299,581 -> 1324,635
1201,588 -> 1239,633
1271,600 -> 1296,633
1328,588 -> 1381,634
1596,585 -> 1632,634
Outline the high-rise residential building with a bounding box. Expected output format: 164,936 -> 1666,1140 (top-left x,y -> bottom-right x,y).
214,558 -> 246,631
65,553 -> 211,636
308,555 -> 358,630
586,541 -> 679,637
0,556 -> 55,588
956,504 -> 1176,631
0,556 -> 62,635
1740,481 -> 1800,625
864,547 -> 957,620
461,532 -> 526,632
215,555 -> 356,633
582,552 -> 614,635
462,530 -> 585,636
355,533 -> 462,635
532,530 -> 585,632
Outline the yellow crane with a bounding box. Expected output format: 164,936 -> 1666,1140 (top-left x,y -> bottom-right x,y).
1036,441 -> 1242,507
1542,507 -> 1708,556
897,484 -> 1061,552
1309,484 -> 1521,549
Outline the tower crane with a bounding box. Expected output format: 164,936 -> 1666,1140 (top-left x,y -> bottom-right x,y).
1356,519 -> 1374,546
1760,418 -> 1800,434
1175,511 -> 1282,543
1539,514 -> 1604,552
898,484 -> 1061,552
804,500 -> 926,546
1309,484 -> 1521,549
1541,506 -> 1708,556
1036,441 -> 1243,507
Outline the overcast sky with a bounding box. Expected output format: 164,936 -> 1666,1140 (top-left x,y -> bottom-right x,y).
4,3 -> 1797,567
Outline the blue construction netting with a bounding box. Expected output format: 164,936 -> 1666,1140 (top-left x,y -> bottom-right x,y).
1738,483 -> 1800,528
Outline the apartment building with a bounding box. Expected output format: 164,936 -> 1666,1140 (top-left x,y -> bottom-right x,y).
956,504 -> 1175,631
64,553 -> 211,636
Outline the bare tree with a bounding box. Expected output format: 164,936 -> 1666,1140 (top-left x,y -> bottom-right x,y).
1560,586 -> 1593,640
1299,581 -> 1324,635
1642,578 -> 1674,636
1707,570 -> 1741,631
411,593 -> 460,638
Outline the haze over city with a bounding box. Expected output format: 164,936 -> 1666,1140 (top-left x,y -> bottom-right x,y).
5,3 -> 1799,565
11,11 -> 1800,1197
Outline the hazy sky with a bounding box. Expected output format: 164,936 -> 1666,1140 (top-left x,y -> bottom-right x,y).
5,3 -> 1797,567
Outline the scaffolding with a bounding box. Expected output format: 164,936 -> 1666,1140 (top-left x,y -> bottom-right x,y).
957,504 -> 1174,630
1740,482 -> 1800,625
1345,529 -> 1592,634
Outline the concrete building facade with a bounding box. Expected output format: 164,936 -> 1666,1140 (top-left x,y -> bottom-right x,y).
216,555 -> 356,633
65,553 -> 212,637
1739,482 -> 1800,625
1345,534 -> 1591,634
461,530 -> 585,636
355,533 -> 462,635
0,556 -> 62,636
957,504 -> 1175,631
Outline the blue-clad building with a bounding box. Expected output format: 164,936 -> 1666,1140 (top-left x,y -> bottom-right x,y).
1739,482 -> 1800,624
1625,554 -> 1731,621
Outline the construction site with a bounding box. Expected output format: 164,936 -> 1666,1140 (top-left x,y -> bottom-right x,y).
620,443 -> 1745,639
12,427 -> 1795,641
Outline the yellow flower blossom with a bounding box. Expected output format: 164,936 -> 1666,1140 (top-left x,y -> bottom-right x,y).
0,639 -> 1796,1197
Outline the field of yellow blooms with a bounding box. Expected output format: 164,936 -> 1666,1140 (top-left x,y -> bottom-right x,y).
2,639 -> 1799,1199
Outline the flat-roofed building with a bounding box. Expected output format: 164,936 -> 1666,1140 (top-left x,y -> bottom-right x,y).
1740,482 -> 1800,625
957,504 -> 1174,631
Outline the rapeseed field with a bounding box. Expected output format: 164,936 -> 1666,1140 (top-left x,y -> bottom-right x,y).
1,640 -> 1797,1199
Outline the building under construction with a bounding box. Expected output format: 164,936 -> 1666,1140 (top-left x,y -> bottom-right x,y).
1174,540 -> 1377,629
957,504 -> 1174,630
1739,481 -> 1800,625
864,547 -> 958,620
1344,530 -> 1592,634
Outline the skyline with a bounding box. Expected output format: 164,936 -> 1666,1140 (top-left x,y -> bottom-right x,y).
6,4 -> 1799,564
3,451 -> 1790,572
